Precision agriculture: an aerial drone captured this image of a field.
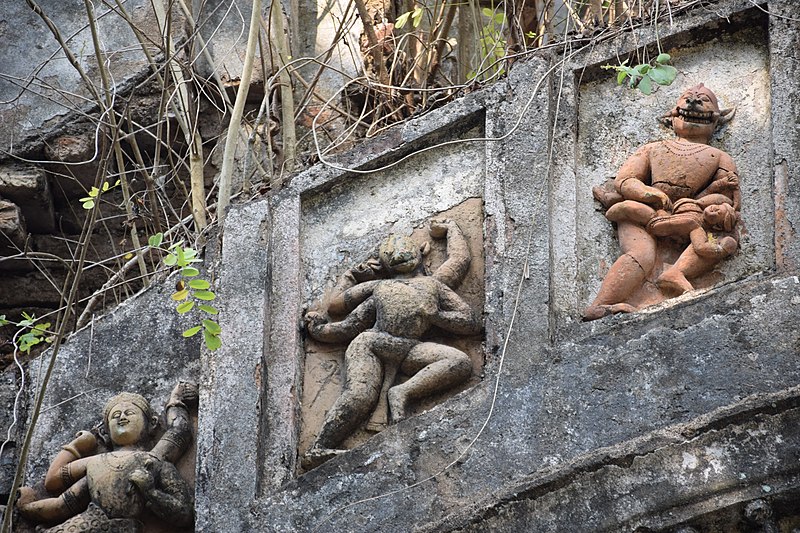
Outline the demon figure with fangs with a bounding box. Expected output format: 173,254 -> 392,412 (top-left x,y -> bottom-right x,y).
584,83 -> 740,321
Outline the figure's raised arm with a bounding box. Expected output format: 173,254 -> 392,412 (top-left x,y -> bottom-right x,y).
152,381 -> 197,463
430,219 -> 471,289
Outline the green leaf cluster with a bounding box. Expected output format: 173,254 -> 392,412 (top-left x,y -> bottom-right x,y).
150,233 -> 222,352
468,8 -> 507,82
79,180 -> 120,210
395,7 -> 423,29
602,53 -> 677,95
7,312 -> 54,354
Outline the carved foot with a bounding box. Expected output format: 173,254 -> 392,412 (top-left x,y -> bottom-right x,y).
387,387 -> 409,424
582,303 -> 636,321
656,270 -> 694,296
302,446 -> 347,470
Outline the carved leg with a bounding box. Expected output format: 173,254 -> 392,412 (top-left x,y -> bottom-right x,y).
583,222 -> 656,321
388,343 -> 472,424
312,333 -> 384,452
657,245 -> 718,296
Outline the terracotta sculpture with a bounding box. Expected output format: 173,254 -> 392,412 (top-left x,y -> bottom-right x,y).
584,83 -> 740,321
16,382 -> 197,532
303,219 -> 480,468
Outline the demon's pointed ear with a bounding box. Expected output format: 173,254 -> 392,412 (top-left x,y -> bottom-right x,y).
717,107 -> 735,125
420,242 -> 431,256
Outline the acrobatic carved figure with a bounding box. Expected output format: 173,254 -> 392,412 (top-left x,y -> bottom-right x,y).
584,83 -> 740,320
303,218 -> 481,468
16,382 -> 197,532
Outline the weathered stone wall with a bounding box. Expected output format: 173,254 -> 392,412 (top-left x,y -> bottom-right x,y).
2,0 -> 799,532
202,1 -> 800,531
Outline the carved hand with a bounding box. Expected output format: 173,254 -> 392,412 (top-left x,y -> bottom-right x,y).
170,381 -> 199,406
643,188 -> 672,210
429,218 -> 454,239
350,257 -> 382,282
71,430 -> 98,455
717,172 -> 739,190
304,311 -> 328,332
720,236 -> 738,255
128,468 -> 155,494
15,486 -> 37,508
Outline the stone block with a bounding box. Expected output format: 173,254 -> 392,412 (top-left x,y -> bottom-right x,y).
0,200 -> 26,249
0,164 -> 54,233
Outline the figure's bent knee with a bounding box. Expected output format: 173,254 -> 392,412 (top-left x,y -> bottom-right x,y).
346,331 -> 381,352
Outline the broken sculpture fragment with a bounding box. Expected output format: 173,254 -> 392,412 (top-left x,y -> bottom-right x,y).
17,382 -> 197,532
303,218 -> 481,468
584,83 -> 740,321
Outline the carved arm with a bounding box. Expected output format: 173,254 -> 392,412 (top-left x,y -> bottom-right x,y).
430,219 -> 471,289
306,298 -> 376,344
430,283 -> 481,335
328,280 -> 380,315
17,476 -> 90,524
130,459 -> 194,527
615,146 -> 672,210
43,431 -> 97,494
689,227 -> 738,259
696,154 -> 740,209
152,381 -> 197,464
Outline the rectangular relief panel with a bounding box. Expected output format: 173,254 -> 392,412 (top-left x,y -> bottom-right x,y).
298,128 -> 486,470
571,13 -> 773,316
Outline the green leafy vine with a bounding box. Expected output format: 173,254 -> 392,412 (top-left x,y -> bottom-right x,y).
148,233 -> 221,351
0,312 -> 54,354
602,53 -> 677,95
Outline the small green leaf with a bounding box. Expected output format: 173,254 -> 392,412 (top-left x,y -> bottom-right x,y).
656,52 -> 671,64
176,301 -> 195,314
164,254 -> 177,266
198,304 -> 219,315
638,74 -> 653,95
189,279 -> 210,290
648,64 -> 677,86
182,267 -> 200,277
171,289 -> 190,301
176,247 -> 186,267
148,233 -> 164,247
617,70 -> 627,85
411,7 -> 423,27
395,11 -> 410,28
203,329 -> 222,351
202,319 -> 221,335
81,199 -> 95,210
0,314 -> 7,326
194,290 -> 216,301
183,325 -> 202,337
102,182 -> 110,192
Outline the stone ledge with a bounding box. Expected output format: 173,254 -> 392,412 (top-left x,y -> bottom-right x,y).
428,385 -> 800,532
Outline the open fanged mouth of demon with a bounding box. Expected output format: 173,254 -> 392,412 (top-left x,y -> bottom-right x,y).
677,107 -> 714,124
